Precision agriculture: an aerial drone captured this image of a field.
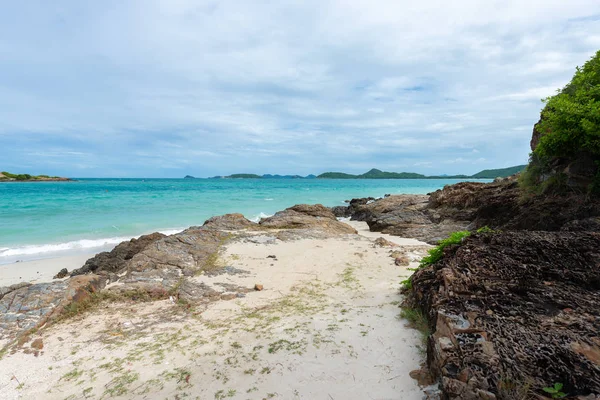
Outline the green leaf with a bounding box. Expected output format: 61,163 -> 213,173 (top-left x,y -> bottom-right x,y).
554,383 -> 563,391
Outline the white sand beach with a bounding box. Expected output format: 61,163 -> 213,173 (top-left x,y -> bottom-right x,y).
0,254 -> 94,287
0,222 -> 433,399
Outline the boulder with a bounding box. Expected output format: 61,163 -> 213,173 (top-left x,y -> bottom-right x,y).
259,205 -> 357,235
70,232 -> 166,276
202,213 -> 257,230
53,268 -> 68,279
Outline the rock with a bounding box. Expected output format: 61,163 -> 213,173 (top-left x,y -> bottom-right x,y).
373,237 -> 397,247
53,268 -> 68,279
395,256 -> 410,266
30,338 -> 43,350
202,213 -> 257,230
259,205 -> 357,235
408,231 -> 600,398
287,204 -> 337,219
330,205 -> 349,218
71,232 -> 166,276
0,275 -> 106,345
254,284 -> 264,291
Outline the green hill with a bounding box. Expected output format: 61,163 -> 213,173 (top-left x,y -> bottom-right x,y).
471,165 -> 527,179
316,172 -> 359,179
0,171 -> 69,181
317,165 -> 526,179
227,174 -> 262,179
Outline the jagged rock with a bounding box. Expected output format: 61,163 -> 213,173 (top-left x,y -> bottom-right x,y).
0,275 -> 106,345
202,213 -> 257,230
53,268 -> 68,279
331,206 -> 349,218
287,204 -> 337,219
254,284 -> 263,291
71,232 -> 166,276
259,204 -> 357,235
347,197 -> 376,221
408,231 -> 600,398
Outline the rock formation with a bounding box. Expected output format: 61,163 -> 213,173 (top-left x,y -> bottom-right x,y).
407,231 -> 600,398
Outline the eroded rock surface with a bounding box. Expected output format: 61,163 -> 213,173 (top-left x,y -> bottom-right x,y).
0,275 -> 105,346
407,231 -> 600,398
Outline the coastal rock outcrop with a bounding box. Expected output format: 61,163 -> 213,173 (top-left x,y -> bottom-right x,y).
334,194 -> 470,244
202,213 -> 257,230
0,275 -> 106,346
259,204 -> 357,235
407,231 -> 600,398
335,175 -> 600,244
70,232 -> 166,277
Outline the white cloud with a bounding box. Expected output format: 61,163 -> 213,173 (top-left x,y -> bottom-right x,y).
0,0 -> 599,176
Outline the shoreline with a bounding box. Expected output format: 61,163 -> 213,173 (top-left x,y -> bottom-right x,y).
0,219 -> 426,287
0,214 -> 433,399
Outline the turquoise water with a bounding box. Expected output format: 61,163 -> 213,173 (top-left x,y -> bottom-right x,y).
0,178 -> 488,263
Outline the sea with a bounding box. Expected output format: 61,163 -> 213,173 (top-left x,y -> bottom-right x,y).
0,178 -> 490,264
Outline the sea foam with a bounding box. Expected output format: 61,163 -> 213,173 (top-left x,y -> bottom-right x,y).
0,228 -> 185,263
249,212 -> 272,223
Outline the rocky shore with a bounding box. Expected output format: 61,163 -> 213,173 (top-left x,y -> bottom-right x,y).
0,204 -> 433,399
2,168 -> 599,399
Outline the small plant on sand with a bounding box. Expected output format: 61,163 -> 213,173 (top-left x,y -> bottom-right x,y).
543,383 -> 567,399
399,306 -> 430,349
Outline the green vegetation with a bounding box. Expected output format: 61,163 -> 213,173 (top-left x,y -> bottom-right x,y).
522,50 -> 600,194
418,230 -> 471,269
227,173 -> 262,179
402,227 -> 495,290
1,171 -> 64,181
471,165 -> 527,179
543,383 -> 566,399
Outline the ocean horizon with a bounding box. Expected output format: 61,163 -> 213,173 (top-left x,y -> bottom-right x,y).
0,177 -> 490,264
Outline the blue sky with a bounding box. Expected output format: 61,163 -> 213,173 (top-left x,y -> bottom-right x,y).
1,1 -> 600,178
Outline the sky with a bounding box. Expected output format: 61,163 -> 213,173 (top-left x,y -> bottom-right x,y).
1,1 -> 600,178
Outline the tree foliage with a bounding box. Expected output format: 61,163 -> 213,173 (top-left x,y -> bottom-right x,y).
535,50 -> 600,160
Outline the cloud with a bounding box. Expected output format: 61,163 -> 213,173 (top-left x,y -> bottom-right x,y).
0,1 -> 599,177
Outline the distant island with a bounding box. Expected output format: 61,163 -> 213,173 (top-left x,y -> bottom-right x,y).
185,165 -> 526,180
186,174 -> 318,179
318,165 -> 526,179
0,171 -> 71,182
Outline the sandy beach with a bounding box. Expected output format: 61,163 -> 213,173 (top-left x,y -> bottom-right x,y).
0,254 -> 94,287
0,221 -> 433,399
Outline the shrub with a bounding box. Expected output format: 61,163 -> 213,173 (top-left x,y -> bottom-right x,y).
525,50 -> 600,193
418,230 -> 471,269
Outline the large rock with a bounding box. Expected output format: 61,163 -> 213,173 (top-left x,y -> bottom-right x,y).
342,177 -> 600,244
202,213 -> 257,230
408,231 -> 600,398
259,204 -> 357,235
0,275 -> 106,345
342,194 -> 466,244
70,232 -> 166,276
